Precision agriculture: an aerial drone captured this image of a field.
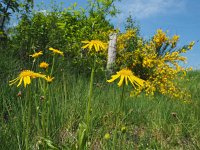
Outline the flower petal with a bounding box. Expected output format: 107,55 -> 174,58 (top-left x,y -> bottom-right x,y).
125,76 -> 128,85
118,75 -> 125,87
107,74 -> 120,83
17,78 -> 23,87
127,76 -> 134,86
81,44 -> 89,49
81,41 -> 89,44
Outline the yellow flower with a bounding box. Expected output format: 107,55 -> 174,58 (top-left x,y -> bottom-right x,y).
117,29 -> 136,51
9,70 -> 46,87
39,62 -> 49,69
153,29 -> 168,47
49,47 -> 64,56
181,49 -> 187,53
188,41 -> 195,50
81,40 -> 107,52
171,35 -> 179,42
45,76 -> 54,83
104,133 -> 111,140
107,68 -> 145,87
30,51 -> 43,58
171,35 -> 179,48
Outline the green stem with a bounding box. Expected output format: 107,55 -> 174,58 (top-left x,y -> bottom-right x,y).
42,83 -> 48,137
34,95 -> 40,134
112,123 -> 118,150
50,55 -> 55,76
31,59 -> 36,70
120,83 -> 125,113
46,83 -> 50,136
113,83 -> 125,149
86,69 -> 94,132
25,87 -> 31,150
86,59 -> 96,135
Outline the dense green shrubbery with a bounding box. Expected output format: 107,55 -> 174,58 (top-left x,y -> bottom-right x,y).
1,1 -> 120,76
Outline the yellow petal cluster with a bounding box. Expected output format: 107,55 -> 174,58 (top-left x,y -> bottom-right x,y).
39,62 -> 49,69
30,51 -> 43,58
117,29 -> 136,51
9,70 -> 46,87
45,76 -> 54,83
49,47 -> 64,56
170,35 -> 179,48
153,29 -> 168,47
81,40 -> 107,52
107,68 -> 145,88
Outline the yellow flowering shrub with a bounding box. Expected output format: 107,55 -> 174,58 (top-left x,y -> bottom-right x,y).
116,29 -> 194,101
152,29 -> 168,48
117,29 -> 137,51
116,29 -> 142,68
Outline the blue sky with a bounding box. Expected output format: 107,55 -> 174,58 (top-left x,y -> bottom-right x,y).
34,0 -> 200,69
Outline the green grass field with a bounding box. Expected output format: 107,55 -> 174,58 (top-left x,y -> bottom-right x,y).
0,70 -> 200,150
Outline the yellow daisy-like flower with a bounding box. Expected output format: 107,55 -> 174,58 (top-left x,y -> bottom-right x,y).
39,62 -> 49,69
45,76 -> 54,83
81,40 -> 107,52
30,51 -> 43,58
9,70 -> 46,87
49,47 -> 64,56
107,68 -> 145,88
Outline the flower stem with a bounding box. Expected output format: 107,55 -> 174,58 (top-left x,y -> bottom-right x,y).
86,58 -> 96,136
50,55 -> 55,76
113,82 -> 125,149
120,83 -> 125,113
25,87 -> 31,150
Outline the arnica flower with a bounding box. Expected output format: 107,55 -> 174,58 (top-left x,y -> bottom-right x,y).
30,51 -> 43,58
49,47 -> 64,56
39,62 -> 49,69
81,40 -> 107,52
107,68 -> 145,88
45,76 -> 54,83
9,70 -> 46,87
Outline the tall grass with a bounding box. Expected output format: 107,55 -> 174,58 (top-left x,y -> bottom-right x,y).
0,70 -> 200,149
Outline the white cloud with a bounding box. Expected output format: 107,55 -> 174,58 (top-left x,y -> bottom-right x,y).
33,9 -> 49,15
116,0 -> 186,19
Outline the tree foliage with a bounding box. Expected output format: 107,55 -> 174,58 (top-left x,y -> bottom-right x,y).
0,0 -> 33,38
9,1 -> 120,74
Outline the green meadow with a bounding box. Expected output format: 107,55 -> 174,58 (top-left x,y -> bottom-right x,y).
1,69 -> 200,149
